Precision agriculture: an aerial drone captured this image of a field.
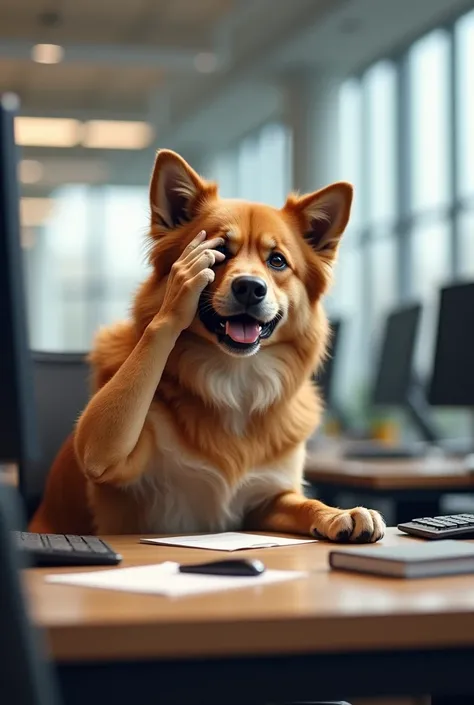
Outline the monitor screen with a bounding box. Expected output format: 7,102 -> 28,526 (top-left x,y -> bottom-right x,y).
314,318 -> 342,405
0,94 -> 38,466
371,304 -> 421,406
428,281 -> 474,407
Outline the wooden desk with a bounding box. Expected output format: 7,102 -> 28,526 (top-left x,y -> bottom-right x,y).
27,530 -> 474,704
305,452 -> 474,523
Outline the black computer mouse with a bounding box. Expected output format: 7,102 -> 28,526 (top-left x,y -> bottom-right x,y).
178,558 -> 266,577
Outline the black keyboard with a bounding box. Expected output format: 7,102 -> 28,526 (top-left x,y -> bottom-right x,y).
13,531 -> 123,567
398,514 -> 474,540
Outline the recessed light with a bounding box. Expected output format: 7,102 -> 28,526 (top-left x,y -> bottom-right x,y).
31,43 -> 64,65
82,120 -> 154,150
15,117 -> 81,147
194,52 -> 218,74
18,160 -> 44,184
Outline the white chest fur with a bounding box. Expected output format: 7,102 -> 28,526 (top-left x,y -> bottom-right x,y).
133,411 -> 304,535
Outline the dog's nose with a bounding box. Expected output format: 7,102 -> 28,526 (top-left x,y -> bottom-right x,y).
231,276 -> 267,307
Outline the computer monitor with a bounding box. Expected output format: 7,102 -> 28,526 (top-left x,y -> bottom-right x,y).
372,304 -> 421,406
0,94 -> 38,474
0,484 -> 60,705
428,281 -> 474,407
313,318 -> 350,431
371,303 -> 439,444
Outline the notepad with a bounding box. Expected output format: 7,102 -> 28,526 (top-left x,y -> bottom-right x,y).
46,561 -> 306,597
140,532 -> 317,551
329,540 -> 474,578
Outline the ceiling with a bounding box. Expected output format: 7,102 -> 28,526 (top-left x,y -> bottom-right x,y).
1,0 -> 473,193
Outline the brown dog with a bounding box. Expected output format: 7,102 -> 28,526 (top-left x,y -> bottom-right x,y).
30,150 -> 385,542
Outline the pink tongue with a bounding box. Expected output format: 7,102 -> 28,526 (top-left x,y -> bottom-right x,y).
225,320 -> 260,344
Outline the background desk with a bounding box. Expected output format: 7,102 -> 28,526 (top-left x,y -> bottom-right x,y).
305,453 -> 474,523
27,530 -> 474,705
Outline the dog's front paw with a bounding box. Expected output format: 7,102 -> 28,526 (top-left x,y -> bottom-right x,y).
311,506 -> 385,543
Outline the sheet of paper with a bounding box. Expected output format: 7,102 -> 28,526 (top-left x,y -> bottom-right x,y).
140,532 -> 317,551
46,561 -> 306,598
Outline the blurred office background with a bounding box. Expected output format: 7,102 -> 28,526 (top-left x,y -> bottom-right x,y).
2,0 -> 474,438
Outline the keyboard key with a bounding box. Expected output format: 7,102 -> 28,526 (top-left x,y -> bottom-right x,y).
84,537 -> 109,554
65,535 -> 91,552
46,535 -> 73,552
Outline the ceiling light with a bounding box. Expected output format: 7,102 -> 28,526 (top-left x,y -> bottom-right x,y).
20,198 -> 54,227
31,43 -> 64,64
82,120 -> 153,150
18,159 -> 44,184
194,52 -> 218,74
15,117 -> 81,148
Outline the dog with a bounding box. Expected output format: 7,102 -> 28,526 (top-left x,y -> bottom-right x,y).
30,149 -> 385,543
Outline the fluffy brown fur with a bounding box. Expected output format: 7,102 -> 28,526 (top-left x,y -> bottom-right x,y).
30,150 -> 385,543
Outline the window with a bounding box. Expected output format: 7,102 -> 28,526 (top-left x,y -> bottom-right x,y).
331,16 -> 471,425
457,209 -> 474,276
410,220 -> 451,375
455,10 -> 474,200
338,79 -> 363,229
208,122 -> 291,205
101,186 -> 150,324
408,29 -> 450,213
367,235 -> 398,338
258,122 -> 291,207
328,245 -> 365,408
364,61 -> 397,226
27,185 -> 149,352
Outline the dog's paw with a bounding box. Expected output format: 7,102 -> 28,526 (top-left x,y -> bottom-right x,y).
311,506 -> 385,543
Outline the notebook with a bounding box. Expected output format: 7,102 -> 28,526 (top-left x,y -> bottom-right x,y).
328,540 -> 474,578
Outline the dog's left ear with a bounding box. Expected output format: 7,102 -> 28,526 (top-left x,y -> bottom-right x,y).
284,182 -> 353,263
149,149 -> 217,230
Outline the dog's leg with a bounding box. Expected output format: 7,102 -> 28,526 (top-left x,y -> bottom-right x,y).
74,320 -> 178,487
245,491 -> 385,543
75,229 -> 225,488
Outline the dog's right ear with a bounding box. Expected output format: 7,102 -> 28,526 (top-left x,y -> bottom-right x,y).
149,150 -> 217,231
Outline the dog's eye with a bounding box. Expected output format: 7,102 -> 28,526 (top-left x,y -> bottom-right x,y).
268,252 -> 288,270
214,243 -> 231,260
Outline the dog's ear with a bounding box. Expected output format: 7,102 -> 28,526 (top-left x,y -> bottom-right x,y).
284,182 -> 353,263
149,150 -> 217,230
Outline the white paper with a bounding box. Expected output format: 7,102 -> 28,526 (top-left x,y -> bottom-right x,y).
46,561 -> 305,598
140,532 -> 317,551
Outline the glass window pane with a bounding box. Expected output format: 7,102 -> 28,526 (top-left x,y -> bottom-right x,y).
368,235 -> 397,338
28,186 -> 89,352
237,135 -> 260,200
455,10 -> 474,198
326,245 -> 365,407
457,209 -> 474,277
364,61 -> 397,225
339,79 -> 363,229
409,30 -> 450,212
410,220 -> 451,375
258,122 -> 291,207
209,149 -> 238,198
101,186 -> 150,326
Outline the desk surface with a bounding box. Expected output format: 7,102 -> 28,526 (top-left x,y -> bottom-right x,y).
305,451 -> 474,489
27,528 -> 474,663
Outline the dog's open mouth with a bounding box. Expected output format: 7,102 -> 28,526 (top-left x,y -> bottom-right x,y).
198,297 -> 280,353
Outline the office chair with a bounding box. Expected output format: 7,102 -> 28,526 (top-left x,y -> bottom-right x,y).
0,483 -> 60,705
20,352 -> 90,519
